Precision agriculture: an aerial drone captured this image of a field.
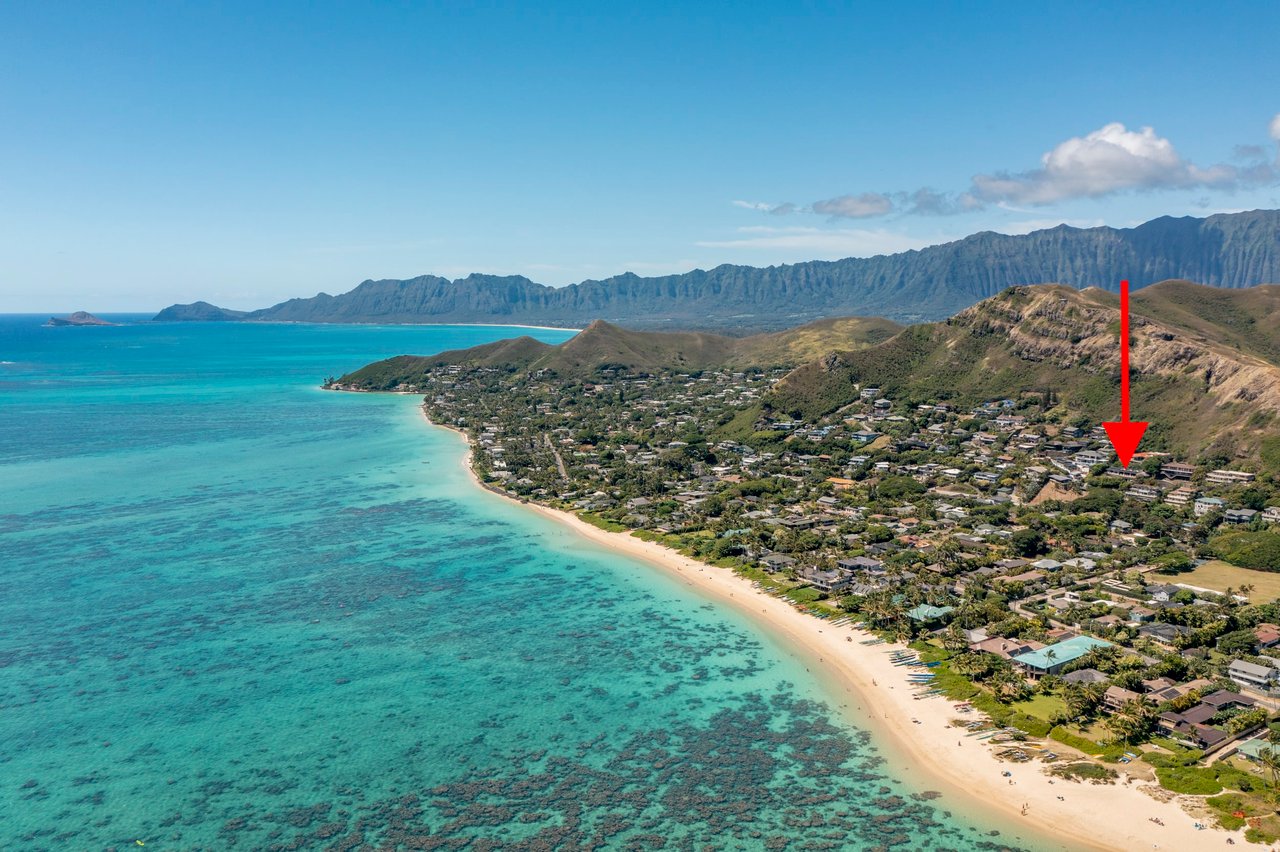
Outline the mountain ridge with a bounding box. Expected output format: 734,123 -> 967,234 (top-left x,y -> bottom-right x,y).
157,209 -> 1280,331
332,316 -> 903,390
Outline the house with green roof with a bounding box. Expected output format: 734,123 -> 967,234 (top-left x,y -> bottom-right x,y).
1232,736 -> 1276,763
906,604 -> 954,623
1011,635 -> 1113,678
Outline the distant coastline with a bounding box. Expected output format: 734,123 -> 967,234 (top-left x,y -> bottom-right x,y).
416,403 -> 1234,852
161,317 -> 583,332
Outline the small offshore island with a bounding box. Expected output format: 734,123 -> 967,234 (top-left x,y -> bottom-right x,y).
332,281 -> 1280,851
44,311 -> 117,327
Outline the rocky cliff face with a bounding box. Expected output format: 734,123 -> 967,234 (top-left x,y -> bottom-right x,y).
951,286 -> 1280,416
766,282 -> 1280,459
155,209 -> 1280,330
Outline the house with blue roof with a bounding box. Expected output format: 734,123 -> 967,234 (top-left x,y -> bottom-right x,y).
1011,635 -> 1114,678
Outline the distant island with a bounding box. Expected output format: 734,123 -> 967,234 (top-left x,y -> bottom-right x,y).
44,311 -> 117,327
156,209 -> 1280,330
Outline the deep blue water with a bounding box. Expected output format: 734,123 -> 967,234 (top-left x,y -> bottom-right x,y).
0,316 -> 1037,850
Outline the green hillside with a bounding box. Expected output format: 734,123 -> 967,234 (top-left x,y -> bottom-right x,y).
333,315 -> 903,388
1132,280 -> 1280,364
762,283 -> 1280,461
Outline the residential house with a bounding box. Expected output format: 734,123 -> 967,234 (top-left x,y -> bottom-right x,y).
1228,659 -> 1277,691
1194,496 -> 1225,517
971,637 -> 1045,661
1062,668 -> 1109,685
1224,508 -> 1259,524
798,566 -> 852,594
837,556 -> 885,574
1010,636 -> 1114,678
1256,623 -> 1280,649
759,553 -> 796,573
906,604 -> 954,624
1127,484 -> 1161,503
1103,685 -> 1144,711
1139,622 -> 1192,647
1206,469 -> 1256,485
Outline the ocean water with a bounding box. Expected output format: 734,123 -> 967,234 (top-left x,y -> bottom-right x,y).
0,316 -> 1036,850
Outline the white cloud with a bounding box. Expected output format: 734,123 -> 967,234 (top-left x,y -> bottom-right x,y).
738,113 -> 1280,219
733,199 -> 798,215
811,192 -> 895,218
970,122 -> 1271,205
696,225 -> 933,257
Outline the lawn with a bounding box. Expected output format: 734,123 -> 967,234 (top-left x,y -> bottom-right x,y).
1155,560 -> 1280,603
1013,693 -> 1068,723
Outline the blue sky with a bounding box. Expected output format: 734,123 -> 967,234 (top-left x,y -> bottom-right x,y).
2,1 -> 1279,311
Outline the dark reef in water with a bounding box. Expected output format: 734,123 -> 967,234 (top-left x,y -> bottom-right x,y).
98,696 -> 1023,851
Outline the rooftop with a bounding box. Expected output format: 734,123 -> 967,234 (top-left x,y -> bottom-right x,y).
1011,635 -> 1113,671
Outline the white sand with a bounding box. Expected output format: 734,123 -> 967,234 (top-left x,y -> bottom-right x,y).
427,410 -> 1233,852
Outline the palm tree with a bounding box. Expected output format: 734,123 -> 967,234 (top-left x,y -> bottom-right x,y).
1106,699 -> 1156,745
941,622 -> 970,653
992,667 -> 1030,703
950,651 -> 989,679
1043,648 -> 1058,675
1062,681 -> 1105,721
1258,746 -> 1280,788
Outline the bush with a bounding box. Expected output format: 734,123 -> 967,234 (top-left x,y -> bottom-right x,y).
1049,727 -> 1124,760
1049,762 -> 1117,784
1008,713 -> 1052,738
1155,765 -> 1223,795
1208,530 -> 1280,571
1206,794 -> 1249,831
1152,760 -> 1258,796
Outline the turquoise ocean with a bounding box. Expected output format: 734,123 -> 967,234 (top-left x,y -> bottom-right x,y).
0,316 -> 1044,850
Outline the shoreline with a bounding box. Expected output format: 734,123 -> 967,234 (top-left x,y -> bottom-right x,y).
152,318 -> 582,331
420,406 -> 1231,852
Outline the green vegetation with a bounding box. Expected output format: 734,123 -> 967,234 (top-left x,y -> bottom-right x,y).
1048,727 -> 1124,760
1144,748 -> 1262,796
1047,762 -> 1117,783
1208,530 -> 1280,572
334,317 -> 902,390
1261,435 -> 1280,478
577,512 -> 628,533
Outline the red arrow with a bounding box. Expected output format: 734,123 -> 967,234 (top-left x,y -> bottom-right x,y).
1102,279 -> 1148,467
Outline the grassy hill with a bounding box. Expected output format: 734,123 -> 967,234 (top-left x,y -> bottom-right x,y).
334,316 -> 903,388
334,336 -> 555,389
763,282 -> 1280,461
1132,280 -> 1280,365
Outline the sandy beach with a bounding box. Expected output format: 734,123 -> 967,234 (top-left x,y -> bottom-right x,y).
426,409 -> 1236,852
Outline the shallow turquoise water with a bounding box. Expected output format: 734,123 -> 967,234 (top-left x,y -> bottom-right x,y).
0,316 -> 1037,850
